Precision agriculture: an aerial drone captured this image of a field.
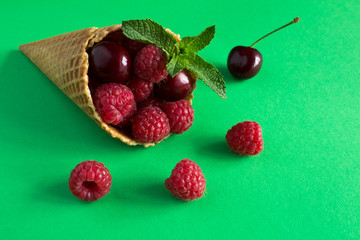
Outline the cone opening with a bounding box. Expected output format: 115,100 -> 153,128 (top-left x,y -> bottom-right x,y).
85,28 -> 135,142
84,26 -> 196,147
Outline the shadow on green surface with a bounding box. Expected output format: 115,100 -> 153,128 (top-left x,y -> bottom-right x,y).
1,50 -> 143,152
137,182 -> 182,204
39,177 -> 152,206
41,180 -> 85,205
195,137 -> 247,161
112,177 -> 182,206
215,64 -> 246,84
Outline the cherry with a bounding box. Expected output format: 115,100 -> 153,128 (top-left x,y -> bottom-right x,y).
228,17 -> 300,80
123,37 -> 147,58
102,30 -> 125,44
228,46 -> 263,79
154,70 -> 196,101
88,41 -> 131,83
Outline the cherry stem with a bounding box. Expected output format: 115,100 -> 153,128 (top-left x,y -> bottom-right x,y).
250,17 -> 300,48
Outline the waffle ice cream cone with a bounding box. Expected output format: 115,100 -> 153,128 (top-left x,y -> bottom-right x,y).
19,24 -> 192,147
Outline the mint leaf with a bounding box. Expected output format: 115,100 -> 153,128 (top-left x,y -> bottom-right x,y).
166,54 -> 188,77
167,53 -> 226,99
121,19 -> 177,58
179,25 -> 215,53
178,37 -> 196,50
182,53 -> 226,99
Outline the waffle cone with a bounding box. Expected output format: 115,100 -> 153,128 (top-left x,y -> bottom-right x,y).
19,25 -> 192,147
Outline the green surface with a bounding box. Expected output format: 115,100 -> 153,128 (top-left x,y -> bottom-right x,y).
1,0 -> 359,239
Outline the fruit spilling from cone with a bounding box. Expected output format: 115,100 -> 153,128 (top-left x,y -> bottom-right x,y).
88,34 -> 196,144
18,26 -> 188,146
19,19 -> 226,147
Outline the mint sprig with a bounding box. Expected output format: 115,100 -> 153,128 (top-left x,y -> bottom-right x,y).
122,19 -> 226,99
166,54 -> 188,77
179,25 -> 215,53
181,53 -> 226,99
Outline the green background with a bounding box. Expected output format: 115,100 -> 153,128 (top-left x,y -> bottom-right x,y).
1,0 -> 359,239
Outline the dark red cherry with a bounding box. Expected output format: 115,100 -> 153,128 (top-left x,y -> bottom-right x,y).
227,46 -> 262,79
123,37 -> 147,58
102,30 -> 125,44
88,41 -> 131,83
228,17 -> 300,80
154,70 -> 195,101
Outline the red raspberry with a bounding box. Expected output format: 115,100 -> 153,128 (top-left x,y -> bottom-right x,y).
162,100 -> 194,134
93,83 -> 136,125
131,106 -> 170,143
226,121 -> 263,155
69,160 -> 112,201
127,76 -> 154,102
116,102 -> 137,128
133,45 -> 168,83
165,159 -> 206,201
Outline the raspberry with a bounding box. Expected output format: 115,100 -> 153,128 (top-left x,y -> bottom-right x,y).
162,100 -> 194,134
69,160 -> 112,201
127,76 -> 153,102
131,106 -> 170,143
93,83 -> 136,125
226,121 -> 263,155
117,102 -> 137,128
165,159 -> 206,201
133,45 -> 168,83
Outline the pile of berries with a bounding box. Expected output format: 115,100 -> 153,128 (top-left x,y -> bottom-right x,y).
87,30 -> 196,143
